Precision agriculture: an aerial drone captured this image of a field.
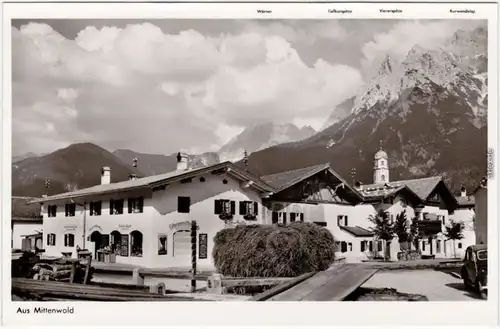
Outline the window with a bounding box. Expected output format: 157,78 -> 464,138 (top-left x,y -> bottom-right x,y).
65,203 -> 76,217
110,231 -> 121,253
348,242 -> 353,251
47,205 -> 57,217
458,242 -> 463,249
337,215 -> 348,226
381,174 -> 386,181
214,199 -> 235,215
130,231 -> 143,257
361,241 -> 366,252
381,160 -> 384,166
109,199 -> 124,215
436,240 -> 441,253
440,215 -> 445,225
335,241 -> 341,252
300,213 -> 304,222
90,201 -> 102,216
272,212 -> 279,224
369,241 -> 373,252
158,235 -> 167,255
239,201 -> 258,219
422,241 -> 426,251
47,233 -> 56,246
64,234 -> 75,247
128,197 -> 144,213
290,213 -> 296,223
282,213 -> 287,225
377,241 -> 383,251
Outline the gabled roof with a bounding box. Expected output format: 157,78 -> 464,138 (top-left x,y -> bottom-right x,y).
29,162 -> 275,204
12,196 -> 42,221
340,226 -> 374,237
260,163 -> 364,202
261,163 -> 331,192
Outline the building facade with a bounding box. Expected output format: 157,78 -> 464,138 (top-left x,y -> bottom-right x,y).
11,196 -> 43,251
30,148 -> 463,268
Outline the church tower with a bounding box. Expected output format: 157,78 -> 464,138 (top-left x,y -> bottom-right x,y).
373,144 -> 389,184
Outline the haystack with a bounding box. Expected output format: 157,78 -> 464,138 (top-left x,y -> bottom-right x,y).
213,222 -> 335,277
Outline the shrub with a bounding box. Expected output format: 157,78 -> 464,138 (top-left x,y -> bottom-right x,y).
212,222 -> 335,277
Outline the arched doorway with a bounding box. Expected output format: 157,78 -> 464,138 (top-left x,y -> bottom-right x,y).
110,230 -> 121,254
90,231 -> 103,258
130,230 -> 143,257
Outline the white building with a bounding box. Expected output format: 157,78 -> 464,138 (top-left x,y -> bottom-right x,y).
450,187 -> 476,258
29,148 -> 461,268
11,196 -> 43,251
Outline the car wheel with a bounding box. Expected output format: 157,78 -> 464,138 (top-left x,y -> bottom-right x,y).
461,270 -> 471,290
476,280 -> 487,300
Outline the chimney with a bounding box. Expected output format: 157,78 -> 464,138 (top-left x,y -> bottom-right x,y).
101,166 -> 111,185
129,173 -> 138,180
176,152 -> 189,171
460,186 -> 467,197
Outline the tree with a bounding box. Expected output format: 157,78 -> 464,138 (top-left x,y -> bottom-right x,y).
444,220 -> 465,258
394,210 -> 410,250
369,210 -> 395,261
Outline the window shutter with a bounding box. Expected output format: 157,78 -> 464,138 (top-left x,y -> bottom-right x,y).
214,200 -> 222,214
345,216 -> 349,226
64,234 -> 68,247
239,201 -> 246,215
128,199 -> 133,213
70,234 -> 74,247
253,202 -> 258,215
337,215 -> 342,226
97,202 -> 101,215
341,241 -> 347,253
361,241 -> 365,252
230,201 -> 236,214
65,204 -> 68,217
53,206 -> 57,217
53,234 -> 56,246
369,241 -> 373,252
90,202 -> 94,216
282,213 -> 287,225
110,199 -> 114,214
138,197 -> 144,213
47,234 -> 50,245
290,213 -> 296,222
300,213 -> 304,222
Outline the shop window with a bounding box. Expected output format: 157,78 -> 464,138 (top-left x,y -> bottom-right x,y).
158,234 -> 167,255
130,231 -> 143,257
177,196 -> 191,213
110,199 -> 124,215
128,197 -> 144,213
90,201 -> 102,216
64,234 -> 75,247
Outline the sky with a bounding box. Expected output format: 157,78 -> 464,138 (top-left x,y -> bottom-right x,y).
11,19 -> 484,156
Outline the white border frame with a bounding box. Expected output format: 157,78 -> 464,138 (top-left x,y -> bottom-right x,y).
2,2 -> 499,327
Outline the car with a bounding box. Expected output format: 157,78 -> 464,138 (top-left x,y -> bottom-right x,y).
460,244 -> 487,299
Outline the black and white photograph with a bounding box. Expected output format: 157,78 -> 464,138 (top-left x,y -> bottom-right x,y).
2,2 -> 498,327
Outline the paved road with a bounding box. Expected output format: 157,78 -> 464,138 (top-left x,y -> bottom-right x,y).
361,269 -> 483,301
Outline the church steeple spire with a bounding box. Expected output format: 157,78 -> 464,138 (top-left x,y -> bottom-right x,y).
373,144 -> 389,184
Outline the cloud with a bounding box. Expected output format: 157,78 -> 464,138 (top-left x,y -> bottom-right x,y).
12,21 -> 363,155
360,20 -> 485,71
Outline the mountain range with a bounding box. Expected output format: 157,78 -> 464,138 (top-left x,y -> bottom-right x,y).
11,27 -> 488,196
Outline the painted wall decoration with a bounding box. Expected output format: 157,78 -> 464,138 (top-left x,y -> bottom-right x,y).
158,234 -> 168,255
199,233 -> 208,259
169,221 -> 199,231
88,225 -> 103,233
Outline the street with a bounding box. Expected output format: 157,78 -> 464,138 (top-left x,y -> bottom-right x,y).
361,269 -> 484,301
